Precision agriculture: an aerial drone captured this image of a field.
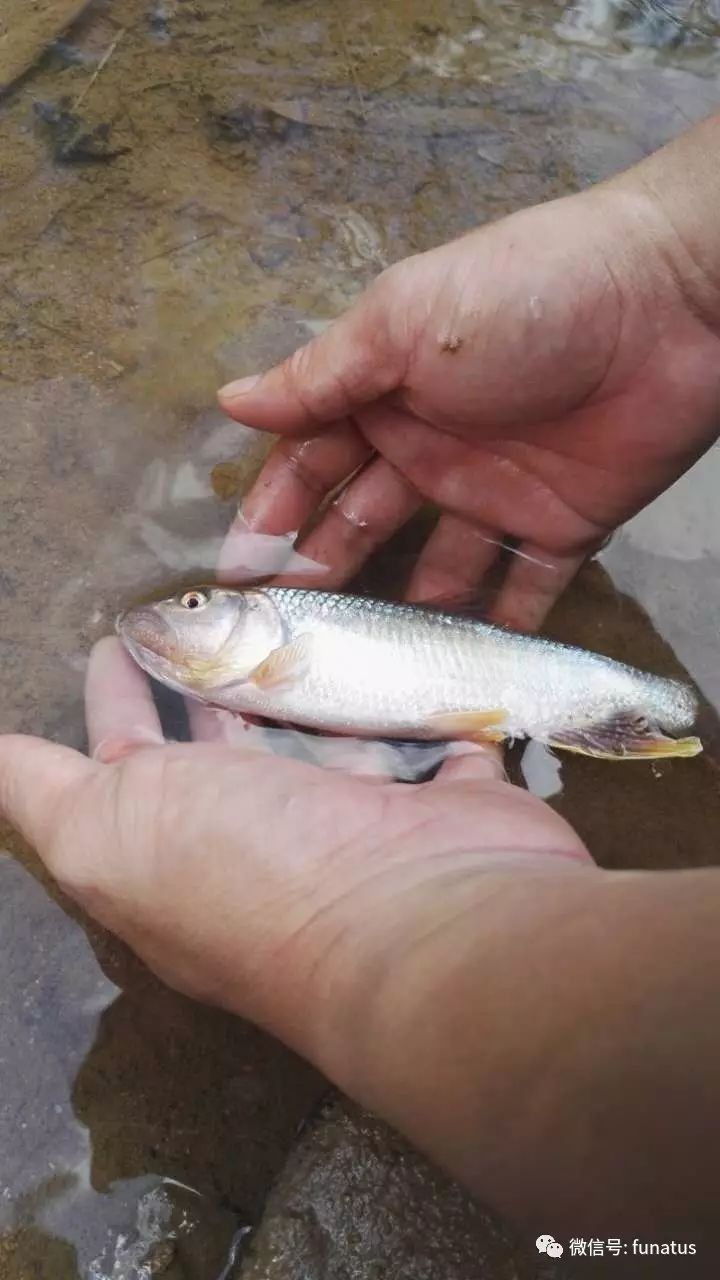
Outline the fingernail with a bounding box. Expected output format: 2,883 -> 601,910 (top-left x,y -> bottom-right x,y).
219,374 -> 261,400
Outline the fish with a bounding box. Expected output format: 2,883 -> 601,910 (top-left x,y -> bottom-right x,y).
116,585 -> 703,761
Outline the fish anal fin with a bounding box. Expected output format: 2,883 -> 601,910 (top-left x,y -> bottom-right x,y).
547,713 -> 702,761
426,709 -> 508,743
248,634 -> 314,691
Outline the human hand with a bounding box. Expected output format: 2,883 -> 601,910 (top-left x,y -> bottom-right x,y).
219,146 -> 720,630
0,636 -> 591,1083
6,647 -> 720,1242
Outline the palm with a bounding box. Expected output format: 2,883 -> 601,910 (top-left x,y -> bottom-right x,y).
10,641 -> 587,1032
224,190 -> 720,629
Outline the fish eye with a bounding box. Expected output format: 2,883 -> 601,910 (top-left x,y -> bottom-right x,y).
180,589 -> 209,611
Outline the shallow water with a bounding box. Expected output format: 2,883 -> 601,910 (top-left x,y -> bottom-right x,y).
1,1 -> 720,1276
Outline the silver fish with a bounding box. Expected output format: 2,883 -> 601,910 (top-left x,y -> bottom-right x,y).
116,586 -> 702,760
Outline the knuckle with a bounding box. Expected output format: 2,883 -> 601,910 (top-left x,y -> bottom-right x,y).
286,340 -> 315,387
284,344 -> 333,422
45,831 -> 98,901
40,776 -> 107,900
287,343 -> 353,422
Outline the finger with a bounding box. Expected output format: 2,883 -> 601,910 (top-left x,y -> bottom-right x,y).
240,422 -> 371,533
433,739 -> 507,786
216,515 -> 330,587
217,273 -> 406,433
186,700 -> 268,747
0,734 -> 95,852
187,700 -> 235,743
489,544 -> 588,633
279,455 -> 422,588
405,513 -> 502,605
86,637 -> 165,763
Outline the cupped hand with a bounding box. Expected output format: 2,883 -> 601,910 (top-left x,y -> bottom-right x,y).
8,647 -> 720,1244
219,179 -> 720,630
0,638 -> 591,1073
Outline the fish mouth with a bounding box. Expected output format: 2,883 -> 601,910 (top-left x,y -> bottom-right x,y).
115,606 -> 231,691
116,606 -> 179,664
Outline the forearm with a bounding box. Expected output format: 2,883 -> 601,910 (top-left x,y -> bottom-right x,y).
321,862 -> 720,1242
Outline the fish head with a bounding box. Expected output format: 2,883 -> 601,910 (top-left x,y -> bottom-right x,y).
116,586 -> 285,695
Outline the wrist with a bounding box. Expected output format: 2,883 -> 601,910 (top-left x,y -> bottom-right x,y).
301,854 -> 603,1170
250,848 -> 592,1077
305,860 -> 720,1239
323,860 -> 602,1155
607,112 -> 720,333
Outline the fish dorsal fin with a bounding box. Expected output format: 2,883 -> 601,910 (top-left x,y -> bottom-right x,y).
547,713 -> 702,761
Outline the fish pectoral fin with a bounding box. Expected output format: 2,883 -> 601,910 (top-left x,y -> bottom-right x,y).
248,634 -> 314,691
546,712 -> 702,761
425,709 -> 508,743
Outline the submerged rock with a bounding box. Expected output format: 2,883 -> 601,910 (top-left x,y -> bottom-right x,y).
238,1094 -> 561,1280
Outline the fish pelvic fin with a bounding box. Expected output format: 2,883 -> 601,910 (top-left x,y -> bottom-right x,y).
425,709 -> 508,743
248,633 -> 314,691
547,712 -> 702,762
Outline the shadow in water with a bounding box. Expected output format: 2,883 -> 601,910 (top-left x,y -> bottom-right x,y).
0,840 -> 321,1279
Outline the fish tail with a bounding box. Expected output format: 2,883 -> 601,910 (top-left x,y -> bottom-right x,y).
547,712 -> 703,762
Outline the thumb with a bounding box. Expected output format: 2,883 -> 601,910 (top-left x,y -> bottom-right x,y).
217,270 -> 408,434
0,734 -> 95,855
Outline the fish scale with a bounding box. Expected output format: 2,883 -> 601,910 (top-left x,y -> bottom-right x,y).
259,588 -> 626,737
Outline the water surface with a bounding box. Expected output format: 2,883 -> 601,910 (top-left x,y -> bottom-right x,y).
1,1 -> 719,1275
